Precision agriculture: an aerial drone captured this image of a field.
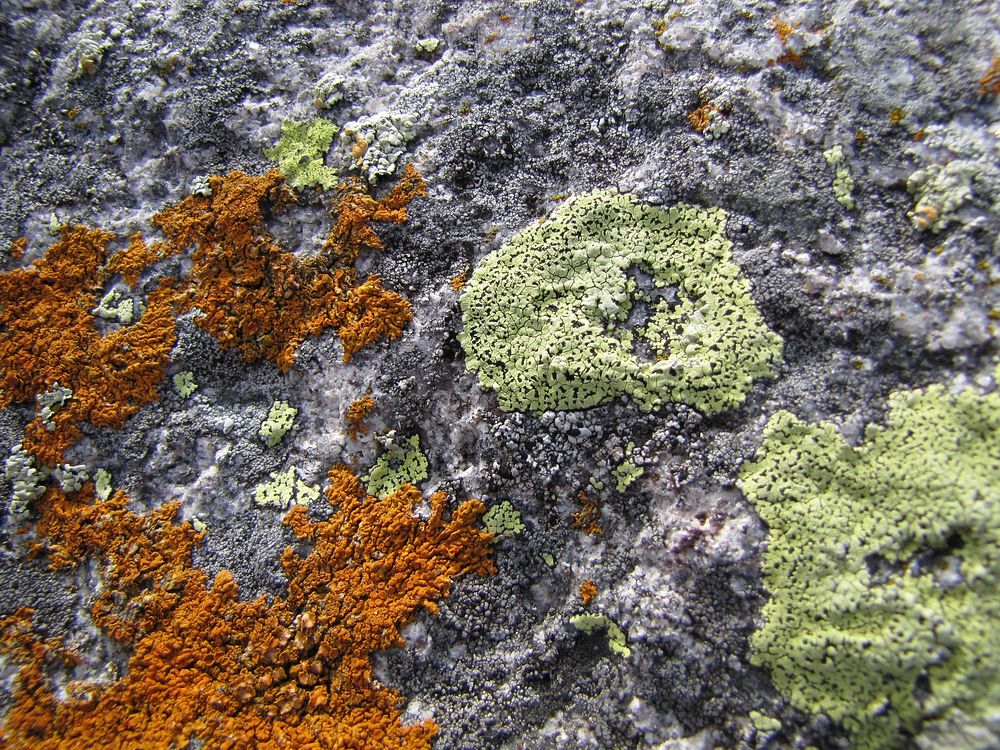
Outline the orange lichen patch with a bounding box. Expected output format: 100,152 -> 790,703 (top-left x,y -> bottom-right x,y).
888,107 -> 905,125
3,467 -> 494,749
10,236 -> 27,260
449,271 -> 469,292
687,103 -> 716,133
772,17 -> 798,44
0,226 -> 178,466
769,17 -> 804,68
980,56 -> 1000,97
105,232 -> 173,287
579,580 -> 597,605
144,166 -> 424,371
571,490 -> 603,537
346,394 -> 376,439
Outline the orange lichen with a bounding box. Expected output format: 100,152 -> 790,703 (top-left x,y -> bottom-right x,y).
10,237 -> 27,260
888,107 -> 905,125
140,165 -> 425,370
579,580 -> 597,605
346,394 -> 376,439
687,103 -> 716,133
980,56 -> 1000,97
2,467 -> 494,749
105,232 -> 173,287
449,271 -> 469,292
570,490 -> 603,537
0,225 -> 178,465
770,17 -> 804,68
772,17 -> 797,44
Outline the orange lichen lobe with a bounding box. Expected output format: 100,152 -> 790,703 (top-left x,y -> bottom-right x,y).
346,393 -> 375,439
0,225 -> 178,465
2,467 -> 494,749
449,271 -> 469,292
980,55 -> 1000,97
888,107 -> 905,125
571,490 -> 603,537
579,580 -> 597,605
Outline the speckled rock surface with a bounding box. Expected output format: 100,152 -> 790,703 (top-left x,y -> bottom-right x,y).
0,1 -> 998,748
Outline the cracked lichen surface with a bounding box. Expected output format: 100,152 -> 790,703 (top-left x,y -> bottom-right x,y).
739,371 -> 1000,750
459,190 -> 782,414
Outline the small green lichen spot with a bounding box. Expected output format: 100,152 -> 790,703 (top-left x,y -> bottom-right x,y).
459,190 -> 782,415
260,400 -> 297,448
254,467 -> 319,509
173,371 -> 197,398
362,434 -> 429,498
482,500 -> 526,537
94,468 -> 113,501
749,711 -> 783,734
823,145 -> 855,210
570,613 -> 631,658
739,370 -> 1000,750
542,552 -> 555,568
265,118 -> 339,191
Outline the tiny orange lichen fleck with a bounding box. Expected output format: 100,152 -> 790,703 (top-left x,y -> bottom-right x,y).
580,580 -> 598,605
687,103 -> 716,133
889,107 -> 905,125
2,467 -> 494,749
450,271 -> 469,292
980,56 -> 1000,97
571,490 -> 603,537
347,393 -> 376,439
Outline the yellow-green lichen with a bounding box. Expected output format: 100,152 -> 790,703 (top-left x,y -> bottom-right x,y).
264,118 -> 339,191
823,145 -> 855,210
739,369 -> 1000,749
173,371 -> 197,398
570,613 -> 631,658
254,466 -> 320,509
362,434 -> 429,498
482,500 -> 526,537
260,400 -> 297,448
459,190 -> 782,415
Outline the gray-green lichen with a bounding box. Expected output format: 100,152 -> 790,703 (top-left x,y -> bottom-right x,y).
362,434 -> 429,498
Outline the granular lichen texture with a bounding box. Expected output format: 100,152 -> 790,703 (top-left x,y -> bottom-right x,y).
0,225 -> 178,465
739,373 -> 1000,749
153,165 -> 425,371
0,467 -> 494,749
458,190 -> 783,414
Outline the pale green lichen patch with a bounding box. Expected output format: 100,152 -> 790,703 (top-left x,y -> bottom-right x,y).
482,500 -> 526,537
362,434 -> 429,498
254,467 -> 320,509
260,400 -> 297,448
37,383 -> 72,430
749,711 -> 783,734
739,371 -> 1000,750
459,190 -> 782,414
823,145 -> 855,210
907,162 -> 977,232
570,613 -> 631,658
173,371 -> 197,398
264,118 -> 339,191
94,468 -> 113,501
92,289 -> 135,325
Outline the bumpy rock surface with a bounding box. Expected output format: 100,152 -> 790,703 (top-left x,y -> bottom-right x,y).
0,1 -> 998,748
